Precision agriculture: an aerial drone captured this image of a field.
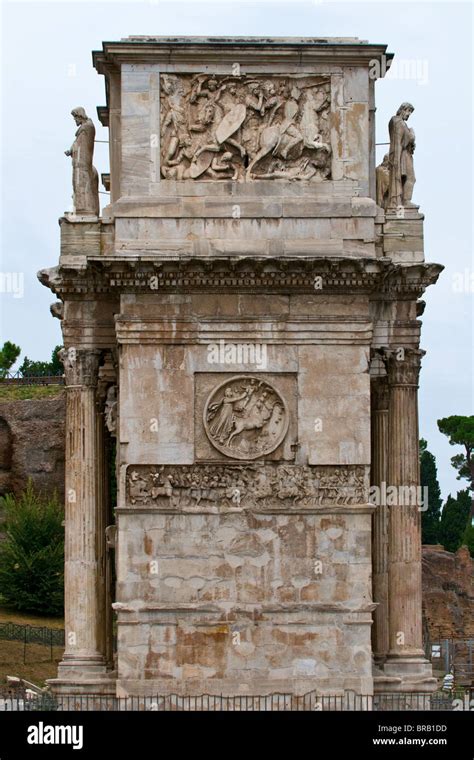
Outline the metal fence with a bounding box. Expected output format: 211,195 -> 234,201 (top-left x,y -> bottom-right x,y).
0,371 -> 64,386
430,637 -> 474,685
0,622 -> 65,662
0,691 -> 467,712
0,623 -> 65,647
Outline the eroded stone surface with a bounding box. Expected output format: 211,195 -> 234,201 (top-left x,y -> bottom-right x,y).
38,35 -> 443,700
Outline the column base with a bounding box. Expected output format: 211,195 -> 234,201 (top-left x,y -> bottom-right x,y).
46,676 -> 117,707
376,654 -> 437,693
54,653 -> 109,681
372,654 -> 387,670
48,656 -> 116,701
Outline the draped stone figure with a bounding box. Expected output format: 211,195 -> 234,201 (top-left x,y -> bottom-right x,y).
388,102 -> 416,208
376,154 -> 390,210
65,107 -> 100,216
104,385 -> 118,435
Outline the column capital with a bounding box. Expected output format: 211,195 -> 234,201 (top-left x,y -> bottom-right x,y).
381,347 -> 425,387
60,347 -> 101,387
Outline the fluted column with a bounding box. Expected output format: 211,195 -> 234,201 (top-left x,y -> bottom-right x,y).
58,347 -> 107,677
95,380 -> 107,664
371,376 -> 389,664
382,348 -> 434,685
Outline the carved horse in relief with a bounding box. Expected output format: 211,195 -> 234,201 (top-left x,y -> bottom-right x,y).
227,395 -> 275,447
246,99 -> 330,180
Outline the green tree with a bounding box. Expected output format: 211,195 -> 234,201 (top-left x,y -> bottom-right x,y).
462,518 -> 474,557
438,415 -> 474,546
50,345 -> 63,375
0,341 -> 21,377
0,481 -> 64,615
438,489 -> 471,553
438,416 -> 474,488
419,438 -> 442,544
19,345 -> 63,377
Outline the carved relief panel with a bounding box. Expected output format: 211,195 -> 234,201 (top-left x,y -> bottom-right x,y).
195,373 -> 297,462
160,73 -> 332,181
126,463 -> 369,511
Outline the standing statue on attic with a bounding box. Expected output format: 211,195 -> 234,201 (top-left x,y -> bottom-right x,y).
65,107 -> 100,217
388,102 -> 416,209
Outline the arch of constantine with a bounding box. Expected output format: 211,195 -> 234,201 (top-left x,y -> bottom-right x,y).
39,36 -> 442,700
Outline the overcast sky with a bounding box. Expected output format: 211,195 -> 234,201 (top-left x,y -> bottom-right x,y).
0,0 -> 472,501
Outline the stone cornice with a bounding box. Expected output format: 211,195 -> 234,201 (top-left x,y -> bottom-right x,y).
96,106 -> 109,128
38,258 -> 443,299
93,37 -> 392,75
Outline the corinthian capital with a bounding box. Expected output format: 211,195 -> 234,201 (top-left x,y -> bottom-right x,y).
381,347 -> 425,387
59,347 -> 101,387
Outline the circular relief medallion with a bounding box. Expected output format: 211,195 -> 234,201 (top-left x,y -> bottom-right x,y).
203,375 -> 289,460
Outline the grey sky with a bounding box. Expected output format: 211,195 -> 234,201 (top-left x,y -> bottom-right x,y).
1,0 -> 472,501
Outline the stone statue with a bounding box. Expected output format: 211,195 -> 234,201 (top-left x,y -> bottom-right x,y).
104,385 -> 117,435
388,103 -> 416,208
160,74 -> 332,182
376,153 -> 390,209
105,525 -> 117,550
65,107 -> 99,216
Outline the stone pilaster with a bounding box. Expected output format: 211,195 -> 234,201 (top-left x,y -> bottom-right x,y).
381,347 -> 435,689
95,377 -> 107,667
370,376 -> 389,665
56,347 -> 108,679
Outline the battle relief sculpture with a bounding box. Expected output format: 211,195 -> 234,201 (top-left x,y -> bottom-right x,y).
160,74 -> 332,181
376,102 -> 416,211
65,107 -> 100,216
203,376 -> 289,460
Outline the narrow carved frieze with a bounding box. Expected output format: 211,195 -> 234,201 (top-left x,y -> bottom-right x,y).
126,463 -> 369,511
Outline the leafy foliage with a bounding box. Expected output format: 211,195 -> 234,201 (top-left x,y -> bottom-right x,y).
419,439 -> 442,544
0,341 -> 21,377
19,346 -> 63,377
438,416 -> 474,484
438,489 -> 471,554
0,482 -> 64,615
462,517 -> 474,558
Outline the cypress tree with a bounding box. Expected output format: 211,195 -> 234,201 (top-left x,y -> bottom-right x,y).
419,439 -> 442,544
462,516 -> 474,557
439,489 -> 471,553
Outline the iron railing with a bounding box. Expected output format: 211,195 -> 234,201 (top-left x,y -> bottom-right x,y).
0,623 -> 64,647
0,622 -> 64,662
0,691 -> 467,712
0,371 -> 64,386
429,637 -> 474,685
